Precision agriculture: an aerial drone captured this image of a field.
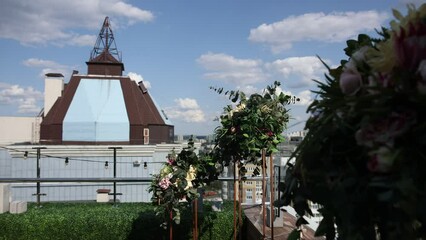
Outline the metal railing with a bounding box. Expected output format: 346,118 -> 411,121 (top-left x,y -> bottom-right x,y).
0,176 -> 272,206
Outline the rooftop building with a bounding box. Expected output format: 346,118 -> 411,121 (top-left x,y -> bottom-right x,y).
40,17 -> 173,145
0,17 -> 186,204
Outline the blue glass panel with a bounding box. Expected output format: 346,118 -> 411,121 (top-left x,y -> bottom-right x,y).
63,79 -> 129,141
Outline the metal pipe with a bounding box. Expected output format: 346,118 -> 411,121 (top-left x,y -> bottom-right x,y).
233,160 -> 237,240
262,149 -> 266,239
238,163 -> 242,240
108,147 -> 122,204
0,176 -> 268,183
270,154 -> 274,239
32,147 -> 46,207
0,177 -> 152,183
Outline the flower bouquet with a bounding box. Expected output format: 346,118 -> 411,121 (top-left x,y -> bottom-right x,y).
148,139 -> 218,230
280,4 -> 426,239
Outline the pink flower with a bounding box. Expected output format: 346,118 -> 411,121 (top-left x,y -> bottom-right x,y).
159,175 -> 172,190
167,158 -> 175,165
339,69 -> 362,95
367,147 -> 396,173
355,111 -> 415,148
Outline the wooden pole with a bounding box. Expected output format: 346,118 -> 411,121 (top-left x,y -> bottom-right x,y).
233,160 -> 237,240
170,210 -> 173,240
194,199 -> 198,240
262,149 -> 266,239
269,154 -> 275,239
238,165 -> 242,240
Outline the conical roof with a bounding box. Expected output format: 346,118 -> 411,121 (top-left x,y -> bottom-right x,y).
87,16 -> 124,75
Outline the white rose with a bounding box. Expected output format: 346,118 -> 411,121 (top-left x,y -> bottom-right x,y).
339,69 -> 362,95
351,46 -> 370,62
344,46 -> 370,72
417,60 -> 426,94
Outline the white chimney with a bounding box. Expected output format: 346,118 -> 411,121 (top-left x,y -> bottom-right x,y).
44,73 -> 64,116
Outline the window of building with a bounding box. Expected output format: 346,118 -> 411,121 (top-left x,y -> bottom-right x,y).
246,189 -> 252,201
143,128 -> 149,144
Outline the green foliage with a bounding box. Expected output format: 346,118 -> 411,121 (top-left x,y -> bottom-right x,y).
0,202 -> 239,240
211,81 -> 295,177
278,4 -> 426,240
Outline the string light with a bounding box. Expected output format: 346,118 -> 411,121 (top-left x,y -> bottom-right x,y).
144,162 -> 147,169
0,146 -> 169,167
104,161 -> 109,169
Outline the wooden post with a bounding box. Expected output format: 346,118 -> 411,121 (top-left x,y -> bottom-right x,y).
269,154 -> 274,239
238,166 -> 242,240
233,160 -> 237,240
262,149 -> 267,239
170,210 -> 173,240
194,199 -> 198,240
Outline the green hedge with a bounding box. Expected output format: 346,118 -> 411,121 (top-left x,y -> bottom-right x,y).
0,201 -> 243,240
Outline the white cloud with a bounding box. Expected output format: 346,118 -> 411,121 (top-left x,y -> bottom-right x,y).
175,98 -> 199,109
164,98 -> 206,123
103,1 -> 154,24
0,83 -> 43,113
236,85 -> 259,95
197,52 -> 267,85
23,58 -> 73,79
249,10 -> 388,53
170,109 -> 206,123
69,34 -> 97,47
128,72 -> 151,89
23,58 -> 62,68
0,0 -> 154,46
266,56 -> 329,88
17,98 -> 41,113
198,53 -> 330,89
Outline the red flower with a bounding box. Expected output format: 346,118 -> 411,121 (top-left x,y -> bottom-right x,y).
394,22 -> 426,70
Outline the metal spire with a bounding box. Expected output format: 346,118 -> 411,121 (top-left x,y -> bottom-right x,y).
90,16 -> 121,62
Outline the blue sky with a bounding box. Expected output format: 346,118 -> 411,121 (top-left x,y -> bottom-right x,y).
0,0 -> 423,135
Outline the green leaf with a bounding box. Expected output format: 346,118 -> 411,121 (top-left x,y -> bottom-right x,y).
231,91 -> 239,102
296,217 -> 308,226
287,229 -> 301,240
315,216 -> 330,237
392,9 -> 403,20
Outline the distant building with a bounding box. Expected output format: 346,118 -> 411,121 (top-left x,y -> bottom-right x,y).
40,17 -> 173,145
